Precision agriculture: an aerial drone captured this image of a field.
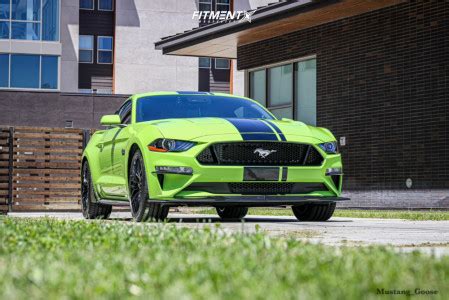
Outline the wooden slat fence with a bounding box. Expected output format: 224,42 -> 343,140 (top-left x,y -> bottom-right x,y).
0,127 -> 10,213
0,126 -> 86,212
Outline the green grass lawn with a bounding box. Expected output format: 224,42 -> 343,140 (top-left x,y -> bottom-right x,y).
196,208 -> 449,221
0,218 -> 448,299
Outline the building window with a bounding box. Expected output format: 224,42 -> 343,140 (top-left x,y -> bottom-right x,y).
98,0 -> 113,11
80,0 -> 94,10
216,0 -> 230,12
79,35 -> 93,63
11,0 -> 41,40
268,64 -> 293,118
0,53 -> 58,90
249,69 -> 266,106
11,22 -> 40,40
0,21 -> 9,39
295,59 -> 317,126
0,0 -> 10,39
41,55 -> 58,89
0,54 -> 9,87
42,0 -> 59,41
12,0 -> 40,21
97,36 -> 113,64
11,54 -> 40,88
249,58 -> 317,125
0,0 -> 59,41
199,57 -> 211,69
0,0 -> 10,20
215,58 -> 230,69
199,0 -> 212,11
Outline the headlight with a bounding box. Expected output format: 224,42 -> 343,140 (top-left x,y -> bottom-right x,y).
148,139 -> 196,152
318,141 -> 339,154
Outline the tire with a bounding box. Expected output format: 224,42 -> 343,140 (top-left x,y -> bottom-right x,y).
216,206 -> 248,220
128,149 -> 169,222
292,202 -> 336,221
81,162 -> 112,219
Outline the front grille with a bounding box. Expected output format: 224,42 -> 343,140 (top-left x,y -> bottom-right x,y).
185,182 -> 328,195
197,142 -> 323,166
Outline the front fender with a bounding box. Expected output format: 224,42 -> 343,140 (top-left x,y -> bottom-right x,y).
82,130 -> 106,189
123,124 -> 164,194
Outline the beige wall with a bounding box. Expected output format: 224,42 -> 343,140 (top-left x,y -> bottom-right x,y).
60,0 -> 79,93
114,0 -> 199,94
232,60 -> 246,97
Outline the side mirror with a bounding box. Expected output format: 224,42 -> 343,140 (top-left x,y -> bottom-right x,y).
100,115 -> 121,126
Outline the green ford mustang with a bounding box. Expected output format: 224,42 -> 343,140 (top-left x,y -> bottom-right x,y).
81,91 -> 348,222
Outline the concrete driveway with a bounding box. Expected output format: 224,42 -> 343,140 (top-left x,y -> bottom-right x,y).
7,211 -> 449,255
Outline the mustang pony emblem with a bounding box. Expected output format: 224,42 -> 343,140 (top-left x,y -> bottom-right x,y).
254,148 -> 277,158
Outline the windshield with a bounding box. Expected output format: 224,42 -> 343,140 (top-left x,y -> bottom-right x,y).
136,95 -> 274,122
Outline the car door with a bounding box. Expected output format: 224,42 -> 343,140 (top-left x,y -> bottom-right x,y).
108,102 -> 132,198
97,100 -> 131,198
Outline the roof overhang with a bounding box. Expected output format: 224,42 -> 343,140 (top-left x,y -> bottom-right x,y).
155,0 -> 404,59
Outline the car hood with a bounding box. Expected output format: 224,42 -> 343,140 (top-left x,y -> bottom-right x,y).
145,118 -> 334,142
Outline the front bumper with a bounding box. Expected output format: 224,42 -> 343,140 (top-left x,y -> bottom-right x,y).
143,135 -> 344,200
149,196 -> 350,207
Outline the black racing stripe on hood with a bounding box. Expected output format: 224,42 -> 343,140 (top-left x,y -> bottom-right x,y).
225,118 -> 279,141
225,118 -> 280,141
264,120 -> 287,141
241,133 -> 278,141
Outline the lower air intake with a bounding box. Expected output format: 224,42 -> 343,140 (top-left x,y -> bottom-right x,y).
229,182 -> 294,195
185,182 -> 328,195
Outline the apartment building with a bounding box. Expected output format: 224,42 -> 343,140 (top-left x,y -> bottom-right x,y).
0,0 -> 272,128
0,0 -> 272,95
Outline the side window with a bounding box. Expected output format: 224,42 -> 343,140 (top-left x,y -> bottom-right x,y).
115,100 -> 132,122
122,110 -> 131,124
117,100 -> 132,124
